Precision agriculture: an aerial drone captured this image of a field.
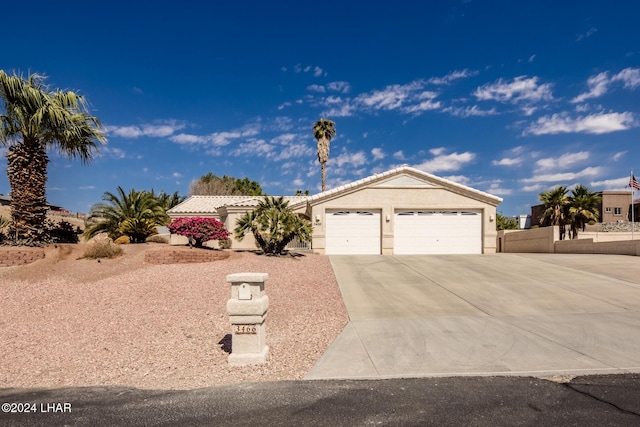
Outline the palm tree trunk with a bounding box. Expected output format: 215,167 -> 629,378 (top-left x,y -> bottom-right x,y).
321,162 -> 326,192
6,139 -> 49,242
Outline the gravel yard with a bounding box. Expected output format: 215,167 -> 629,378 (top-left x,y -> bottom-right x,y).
0,244 -> 349,390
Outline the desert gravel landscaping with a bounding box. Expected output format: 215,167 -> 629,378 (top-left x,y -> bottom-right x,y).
0,243 -> 349,390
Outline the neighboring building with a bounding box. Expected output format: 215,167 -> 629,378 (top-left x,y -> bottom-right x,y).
514,215 -> 531,229
530,190 -> 634,226
0,194 -> 63,211
168,166 -> 503,255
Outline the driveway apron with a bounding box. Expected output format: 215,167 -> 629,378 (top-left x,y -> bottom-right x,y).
305,253 -> 640,379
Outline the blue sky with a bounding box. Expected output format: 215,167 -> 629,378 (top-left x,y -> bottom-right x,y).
1,0 -> 639,216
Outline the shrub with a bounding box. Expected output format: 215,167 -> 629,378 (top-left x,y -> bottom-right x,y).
47,219 -> 80,243
82,239 -> 123,259
168,217 -> 230,248
114,235 -> 131,245
219,237 -> 232,249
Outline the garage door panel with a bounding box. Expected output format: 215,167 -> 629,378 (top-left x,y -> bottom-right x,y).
326,210 -> 381,255
394,210 -> 481,255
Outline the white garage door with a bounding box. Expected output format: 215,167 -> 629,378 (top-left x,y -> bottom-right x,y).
394,210 -> 482,254
325,210 -> 381,255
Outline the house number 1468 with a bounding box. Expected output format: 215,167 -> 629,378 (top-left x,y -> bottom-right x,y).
234,325 -> 257,334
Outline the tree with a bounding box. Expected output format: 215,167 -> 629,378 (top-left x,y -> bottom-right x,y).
539,186 -> 569,240
312,118 -> 336,192
234,196 -> 312,255
188,173 -> 263,196
168,217 -> 229,248
84,187 -> 168,243
0,71 -> 105,243
151,189 -> 185,211
568,185 -> 601,239
496,213 -> 519,231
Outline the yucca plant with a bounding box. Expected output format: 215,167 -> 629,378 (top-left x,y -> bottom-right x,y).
235,196 -> 312,255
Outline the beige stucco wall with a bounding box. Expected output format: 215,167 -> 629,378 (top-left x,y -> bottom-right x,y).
497,226 -> 558,253
310,186 -> 498,255
555,238 -> 640,255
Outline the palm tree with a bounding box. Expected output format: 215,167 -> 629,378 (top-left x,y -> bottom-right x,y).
234,196 -> 312,255
84,187 -> 168,243
312,118 -> 336,192
0,71 -> 105,243
539,186 -> 569,240
568,185 -> 601,239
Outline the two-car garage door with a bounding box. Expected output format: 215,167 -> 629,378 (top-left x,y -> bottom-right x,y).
324,209 -> 482,255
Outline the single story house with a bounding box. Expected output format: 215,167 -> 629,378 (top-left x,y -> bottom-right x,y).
167,165 -> 503,254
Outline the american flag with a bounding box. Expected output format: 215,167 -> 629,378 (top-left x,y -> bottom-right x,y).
630,175 -> 640,191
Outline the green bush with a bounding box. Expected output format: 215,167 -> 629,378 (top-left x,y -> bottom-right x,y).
82,239 -> 123,259
48,219 -> 80,243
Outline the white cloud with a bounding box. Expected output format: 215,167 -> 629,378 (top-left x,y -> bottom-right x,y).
614,67 -> 640,89
355,80 -> 425,111
612,151 -> 627,161
522,183 -> 544,192
371,147 -> 385,160
520,166 -> 603,183
413,151 -> 475,173
393,150 -> 406,160
333,150 -> 367,168
590,176 -> 632,189
535,151 -> 590,171
313,66 -> 323,77
576,27 -> 597,41
571,72 -> 610,103
523,112 -> 635,135
487,183 -> 513,196
427,69 -> 478,85
277,101 -> 292,110
571,67 -> 640,103
474,76 -> 553,103
492,157 -> 523,166
231,139 -> 274,157
442,175 -> 470,185
326,81 -> 351,93
171,126 -> 260,147
98,146 -> 126,159
172,172 -> 182,178
307,84 -> 326,93
105,120 -> 185,138
443,105 -> 498,117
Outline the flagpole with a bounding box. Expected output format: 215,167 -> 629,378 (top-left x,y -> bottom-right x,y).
632,169 -> 636,240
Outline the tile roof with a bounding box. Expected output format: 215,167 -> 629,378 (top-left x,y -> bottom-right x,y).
167,166 -> 503,215
167,195 -> 310,215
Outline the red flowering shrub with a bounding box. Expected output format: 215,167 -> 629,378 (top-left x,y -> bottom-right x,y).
168,217 -> 230,247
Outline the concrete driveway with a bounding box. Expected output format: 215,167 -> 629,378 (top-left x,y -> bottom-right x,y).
305,253 -> 640,380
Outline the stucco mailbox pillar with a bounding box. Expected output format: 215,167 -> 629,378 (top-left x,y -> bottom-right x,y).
226,272 -> 269,366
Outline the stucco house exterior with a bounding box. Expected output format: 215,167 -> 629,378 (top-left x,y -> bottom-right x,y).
167,165 -> 503,254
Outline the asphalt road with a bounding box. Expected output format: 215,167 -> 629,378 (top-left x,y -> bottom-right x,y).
2,375 -> 640,426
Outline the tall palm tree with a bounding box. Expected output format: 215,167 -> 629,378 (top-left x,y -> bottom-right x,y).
568,185 -> 601,239
84,187 -> 168,243
539,186 -> 569,240
312,118 -> 336,192
0,71 -> 105,243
